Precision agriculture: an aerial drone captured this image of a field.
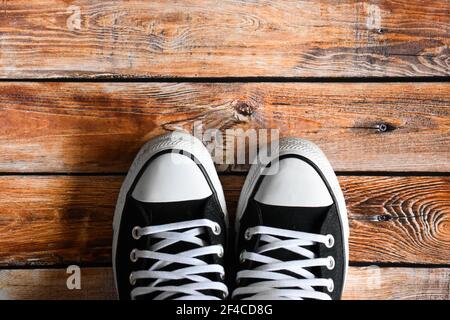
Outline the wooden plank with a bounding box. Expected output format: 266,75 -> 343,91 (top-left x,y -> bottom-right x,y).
0,267 -> 116,300
0,0 -> 448,78
345,175 -> 450,264
343,267 -> 450,300
1,82 -> 449,173
0,176 -> 117,266
0,175 -> 448,266
0,266 -> 448,300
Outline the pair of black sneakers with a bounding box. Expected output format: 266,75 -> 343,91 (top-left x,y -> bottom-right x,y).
113,132 -> 348,300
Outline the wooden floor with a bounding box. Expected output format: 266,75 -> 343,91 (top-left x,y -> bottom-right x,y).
0,0 -> 449,300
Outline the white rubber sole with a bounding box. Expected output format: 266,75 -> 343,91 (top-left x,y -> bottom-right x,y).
112,131 -> 227,298
235,137 -> 349,286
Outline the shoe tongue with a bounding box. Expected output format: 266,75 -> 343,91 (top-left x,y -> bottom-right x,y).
131,196 -> 208,225
129,196 -> 218,300
252,201 -> 332,287
256,201 -> 331,234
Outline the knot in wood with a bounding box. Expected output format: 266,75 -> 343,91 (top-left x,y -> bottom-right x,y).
233,101 -> 254,116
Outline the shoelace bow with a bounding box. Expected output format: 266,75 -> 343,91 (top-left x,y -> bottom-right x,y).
129,218 -> 228,300
232,226 -> 335,300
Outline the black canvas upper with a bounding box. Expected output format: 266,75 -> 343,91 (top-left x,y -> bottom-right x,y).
114,152 -> 227,300
235,158 -> 346,300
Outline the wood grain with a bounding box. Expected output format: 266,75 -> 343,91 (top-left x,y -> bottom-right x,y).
343,176 -> 450,264
1,266 -> 448,300
0,0 -> 448,78
1,82 -> 449,173
343,267 -> 450,300
0,267 -> 116,300
0,175 -> 448,266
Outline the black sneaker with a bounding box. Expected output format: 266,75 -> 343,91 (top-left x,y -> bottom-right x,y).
232,138 -> 349,300
113,132 -> 228,300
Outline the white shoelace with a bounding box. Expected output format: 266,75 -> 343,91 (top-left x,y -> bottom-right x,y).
129,218 -> 228,300
232,226 -> 335,300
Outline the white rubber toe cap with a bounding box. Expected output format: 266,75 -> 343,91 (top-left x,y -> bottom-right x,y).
254,157 -> 333,207
131,152 -> 212,203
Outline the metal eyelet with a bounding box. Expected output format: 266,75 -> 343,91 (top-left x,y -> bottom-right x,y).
217,246 -> 224,258
239,250 -> 246,263
327,279 -> 334,292
132,226 -> 141,240
213,223 -> 221,235
244,229 -> 252,240
129,273 -> 136,286
325,234 -> 335,248
130,249 -> 138,262
327,256 -> 335,270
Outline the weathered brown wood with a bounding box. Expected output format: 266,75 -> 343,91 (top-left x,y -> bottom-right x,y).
344,176 -> 450,264
1,266 -> 448,300
0,176 -> 117,266
0,0 -> 448,78
343,267 -> 450,300
1,82 -> 448,173
0,267 -> 116,300
0,175 -> 448,266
